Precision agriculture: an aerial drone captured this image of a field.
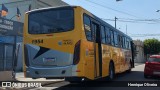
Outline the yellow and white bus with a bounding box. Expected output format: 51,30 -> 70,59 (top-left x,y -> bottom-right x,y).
23,6 -> 135,82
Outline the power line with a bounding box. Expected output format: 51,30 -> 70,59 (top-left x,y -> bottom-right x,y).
129,34 -> 160,37
118,18 -> 160,23
81,0 -> 158,24
102,18 -> 160,24
85,0 -> 140,18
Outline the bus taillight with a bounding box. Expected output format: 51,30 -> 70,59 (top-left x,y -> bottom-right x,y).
73,40 -> 81,65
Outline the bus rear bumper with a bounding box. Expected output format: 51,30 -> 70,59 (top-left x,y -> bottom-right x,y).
26,65 -> 77,78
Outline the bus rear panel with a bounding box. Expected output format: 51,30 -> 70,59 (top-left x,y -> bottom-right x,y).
23,6 -> 83,79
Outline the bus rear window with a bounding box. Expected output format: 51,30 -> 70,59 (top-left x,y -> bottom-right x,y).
28,8 -> 74,34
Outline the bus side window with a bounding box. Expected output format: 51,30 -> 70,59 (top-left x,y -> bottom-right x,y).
105,27 -> 111,44
122,36 -> 126,48
120,36 -> 123,48
110,30 -> 115,46
83,15 -> 92,41
118,34 -> 122,48
128,39 -> 131,49
101,26 -> 106,44
114,31 -> 118,47
126,38 -> 130,49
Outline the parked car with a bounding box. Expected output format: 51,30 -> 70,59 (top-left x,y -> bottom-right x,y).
144,55 -> 160,78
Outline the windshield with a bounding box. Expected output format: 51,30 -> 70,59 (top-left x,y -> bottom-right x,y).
148,57 -> 160,62
28,8 -> 74,34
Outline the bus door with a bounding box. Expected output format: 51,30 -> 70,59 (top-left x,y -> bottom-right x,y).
92,21 -> 102,78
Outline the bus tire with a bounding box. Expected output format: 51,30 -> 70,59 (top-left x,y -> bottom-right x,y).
126,68 -> 131,73
108,62 -> 115,81
65,77 -> 82,83
127,60 -> 132,73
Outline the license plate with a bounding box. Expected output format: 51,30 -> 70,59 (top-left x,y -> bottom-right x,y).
43,57 -> 56,63
153,72 -> 160,75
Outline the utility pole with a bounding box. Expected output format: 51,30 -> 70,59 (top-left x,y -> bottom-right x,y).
126,24 -> 128,35
115,17 -> 118,29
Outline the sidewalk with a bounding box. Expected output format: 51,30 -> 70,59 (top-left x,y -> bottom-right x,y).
134,63 -> 145,66
15,72 -> 63,82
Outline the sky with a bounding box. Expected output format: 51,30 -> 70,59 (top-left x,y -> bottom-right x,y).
63,0 -> 160,41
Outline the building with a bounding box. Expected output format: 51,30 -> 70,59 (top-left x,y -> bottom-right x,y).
1,0 -> 68,23
0,0 -> 68,80
133,40 -> 145,63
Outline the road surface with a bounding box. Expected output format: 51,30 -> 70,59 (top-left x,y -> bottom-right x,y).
40,64 -> 160,90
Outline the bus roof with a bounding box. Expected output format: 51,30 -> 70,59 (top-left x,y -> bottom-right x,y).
26,5 -> 75,14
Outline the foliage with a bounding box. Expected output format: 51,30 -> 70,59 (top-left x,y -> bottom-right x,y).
144,38 -> 160,55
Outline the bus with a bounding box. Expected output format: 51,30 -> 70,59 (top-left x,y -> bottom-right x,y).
23,6 -> 135,82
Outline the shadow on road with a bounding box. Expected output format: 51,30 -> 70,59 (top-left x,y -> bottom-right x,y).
116,71 -> 160,81
54,80 -> 160,90
54,70 -> 160,90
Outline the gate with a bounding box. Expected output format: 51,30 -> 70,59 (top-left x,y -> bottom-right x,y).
0,43 -> 14,71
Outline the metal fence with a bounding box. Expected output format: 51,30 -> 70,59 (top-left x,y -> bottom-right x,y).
0,57 -> 13,71
0,43 -> 14,71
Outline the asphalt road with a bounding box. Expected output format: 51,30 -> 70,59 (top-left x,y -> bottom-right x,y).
41,64 -> 160,90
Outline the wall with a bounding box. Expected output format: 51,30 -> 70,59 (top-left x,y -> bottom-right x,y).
0,0 -> 68,23
133,40 -> 145,63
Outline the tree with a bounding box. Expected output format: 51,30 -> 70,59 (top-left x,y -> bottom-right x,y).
144,38 -> 160,55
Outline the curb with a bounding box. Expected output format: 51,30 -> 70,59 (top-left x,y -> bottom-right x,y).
134,63 -> 145,66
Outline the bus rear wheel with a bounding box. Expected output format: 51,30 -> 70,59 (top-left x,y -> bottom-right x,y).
108,62 -> 115,81
65,77 -> 82,83
127,61 -> 132,73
